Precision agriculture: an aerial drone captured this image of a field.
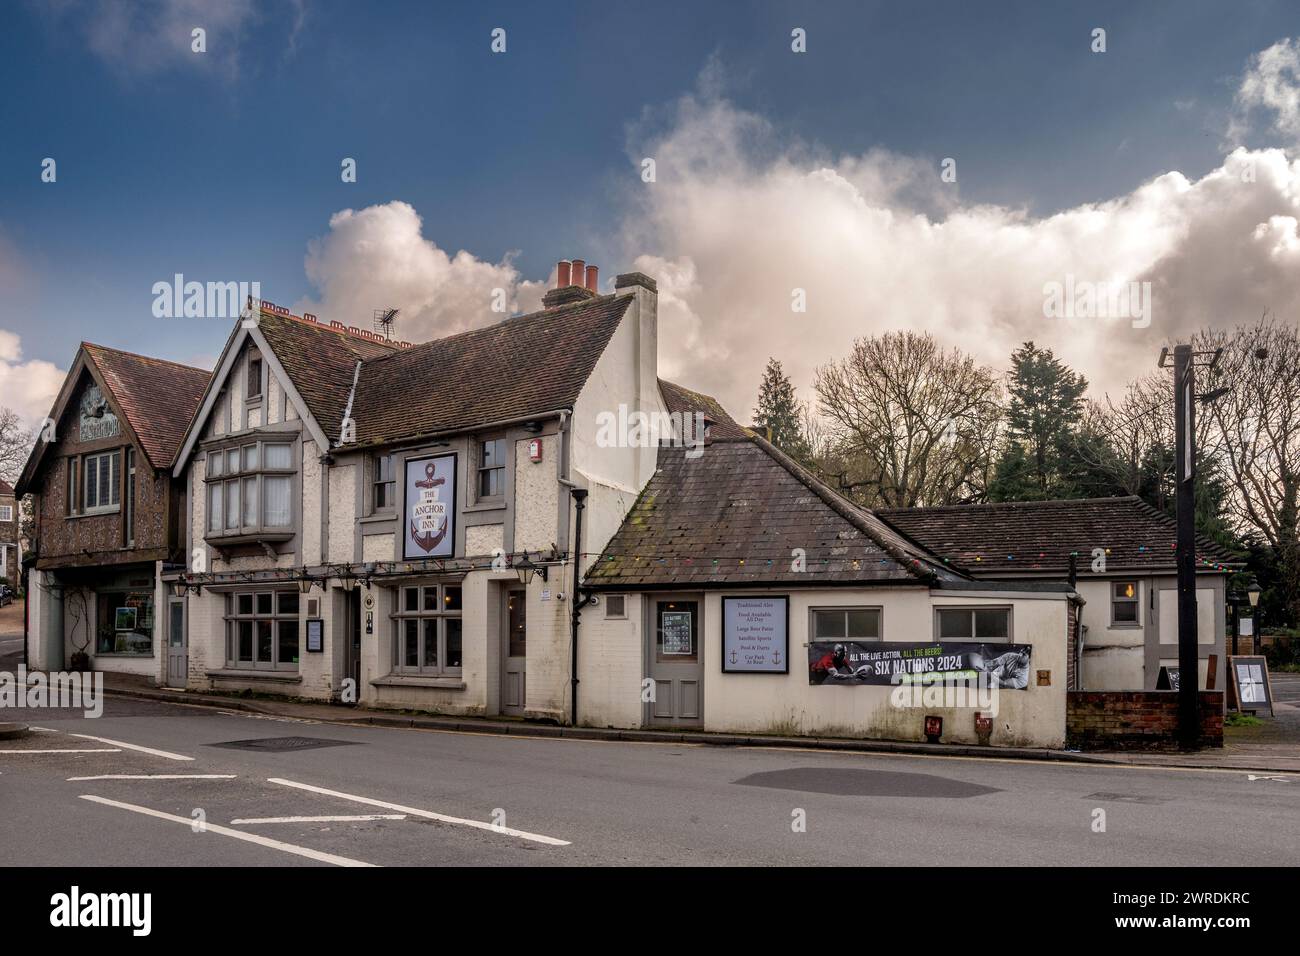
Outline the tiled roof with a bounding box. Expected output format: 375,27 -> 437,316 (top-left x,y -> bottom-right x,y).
585,434 -> 963,589
82,343 -> 210,469
346,294 -> 631,446
658,379 -> 750,441
255,311 -> 399,446
0,479 -> 14,496
877,497 -> 1241,575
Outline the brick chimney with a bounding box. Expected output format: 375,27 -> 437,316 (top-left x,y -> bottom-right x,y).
543,258 -> 601,308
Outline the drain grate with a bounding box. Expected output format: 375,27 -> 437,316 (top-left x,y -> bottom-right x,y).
1083,791 -> 1169,805
209,736 -> 359,753
735,767 -> 1001,798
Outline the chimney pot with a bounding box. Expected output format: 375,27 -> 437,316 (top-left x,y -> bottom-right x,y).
585,264 -> 599,292
570,259 -> 585,288
556,260 -> 572,288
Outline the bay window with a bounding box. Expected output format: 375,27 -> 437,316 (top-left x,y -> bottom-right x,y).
206,439 -> 295,537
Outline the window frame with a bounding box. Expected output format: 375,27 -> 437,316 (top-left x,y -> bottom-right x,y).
96,588 -> 154,656
82,449 -> 122,515
390,582 -> 464,677
66,456 -> 80,516
372,452 -> 396,514
204,437 -> 296,538
810,605 -> 884,642
224,589 -> 300,671
1110,579 -> 1141,627
934,605 -> 1013,643
475,437 -> 507,503
0,505 -> 12,523
246,353 -> 264,401
604,594 -> 627,620
124,446 -> 136,547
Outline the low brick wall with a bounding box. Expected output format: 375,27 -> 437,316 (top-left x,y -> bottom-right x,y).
1067,690 -> 1223,751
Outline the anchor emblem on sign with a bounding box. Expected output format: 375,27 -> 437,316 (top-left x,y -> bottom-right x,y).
773,649 -> 782,666
409,461 -> 449,554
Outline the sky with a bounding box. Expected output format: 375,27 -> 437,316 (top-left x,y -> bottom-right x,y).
4,0 -> 1300,429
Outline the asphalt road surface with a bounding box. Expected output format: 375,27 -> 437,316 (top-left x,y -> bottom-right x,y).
2,694 -> 1297,867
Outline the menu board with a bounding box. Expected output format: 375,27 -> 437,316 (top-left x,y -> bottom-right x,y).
1227,655 -> 1274,716
661,610 -> 694,655
722,596 -> 789,673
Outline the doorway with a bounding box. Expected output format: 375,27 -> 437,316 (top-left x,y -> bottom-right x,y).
645,596 -> 703,728
345,589 -> 362,704
165,598 -> 186,688
501,588 -> 527,716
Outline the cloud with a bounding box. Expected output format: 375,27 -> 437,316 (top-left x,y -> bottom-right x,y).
0,330 -> 67,430
296,201 -> 547,341
612,78 -> 1300,418
1231,37 -> 1300,145
35,0 -> 285,81
296,46 -> 1300,425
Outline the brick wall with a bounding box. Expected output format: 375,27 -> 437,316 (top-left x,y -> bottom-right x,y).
1067,690 -> 1223,750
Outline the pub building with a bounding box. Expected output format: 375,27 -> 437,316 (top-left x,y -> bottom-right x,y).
18,343 -> 208,682
18,260 -> 1230,748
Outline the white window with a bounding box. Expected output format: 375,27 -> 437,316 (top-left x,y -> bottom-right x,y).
1111,581 -> 1139,625
83,450 -> 121,513
205,440 -> 294,536
936,607 -> 1011,642
0,505 -> 12,522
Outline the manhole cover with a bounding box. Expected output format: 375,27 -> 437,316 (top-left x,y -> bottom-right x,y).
735,767 -> 1001,798
209,736 -> 358,752
1083,791 -> 1169,805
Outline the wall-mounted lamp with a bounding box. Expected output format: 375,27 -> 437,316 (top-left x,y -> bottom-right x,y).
514,552 -> 548,586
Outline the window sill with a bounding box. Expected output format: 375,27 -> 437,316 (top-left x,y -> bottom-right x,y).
206,532 -> 294,546
68,509 -> 121,520
1108,623 -> 1142,629
464,501 -> 506,514
371,674 -> 467,691
94,651 -> 154,658
359,512 -> 397,525
207,668 -> 302,683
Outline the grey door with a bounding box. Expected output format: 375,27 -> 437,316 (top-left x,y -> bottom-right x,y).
501,588 -> 526,716
345,589 -> 362,704
166,599 -> 186,687
646,597 -> 703,727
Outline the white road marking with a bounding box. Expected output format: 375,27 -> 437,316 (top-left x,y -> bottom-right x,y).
267,777 -> 571,846
0,748 -> 121,754
231,814 -> 407,825
78,795 -> 376,867
68,774 -> 237,781
65,733 -> 193,761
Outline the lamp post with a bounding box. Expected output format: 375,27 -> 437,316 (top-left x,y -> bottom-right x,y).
1228,589 -> 1245,657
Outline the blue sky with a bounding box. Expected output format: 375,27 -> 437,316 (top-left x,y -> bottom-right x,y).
4,0 -> 1300,421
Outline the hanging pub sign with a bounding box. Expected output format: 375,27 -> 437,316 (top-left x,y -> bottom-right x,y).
808,641 -> 1033,689
403,453 -> 457,560
722,596 -> 789,673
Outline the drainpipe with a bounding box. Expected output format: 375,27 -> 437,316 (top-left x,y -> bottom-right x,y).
569,488 -> 592,726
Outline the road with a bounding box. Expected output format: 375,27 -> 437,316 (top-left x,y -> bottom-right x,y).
2,692 -> 1297,867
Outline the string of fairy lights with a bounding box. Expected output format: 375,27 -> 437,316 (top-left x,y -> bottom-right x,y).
163,541 -> 1238,592
580,543 -> 1239,574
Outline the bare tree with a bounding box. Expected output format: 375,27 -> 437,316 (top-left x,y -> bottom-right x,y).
1199,317 -> 1300,621
0,407 -> 32,485
814,331 -> 1003,508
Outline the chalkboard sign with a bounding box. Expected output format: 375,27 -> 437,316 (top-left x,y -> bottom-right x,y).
1155,666 -> 1180,691
1227,655 -> 1274,716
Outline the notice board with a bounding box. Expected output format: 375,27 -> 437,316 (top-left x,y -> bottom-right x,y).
1227,655 -> 1274,716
